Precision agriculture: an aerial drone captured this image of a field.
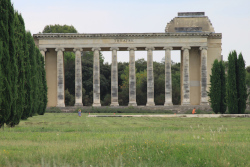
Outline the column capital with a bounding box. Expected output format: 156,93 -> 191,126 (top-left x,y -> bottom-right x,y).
73,48 -> 83,52
55,48 -> 65,52
163,47 -> 173,50
199,46 -> 208,50
92,47 -> 101,51
110,47 -> 119,51
181,46 -> 191,50
127,47 -> 137,51
145,47 -> 155,51
39,48 -> 47,52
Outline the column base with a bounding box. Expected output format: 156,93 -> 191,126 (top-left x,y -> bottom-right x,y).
57,104 -> 65,107
200,102 -> 209,105
181,102 -> 190,106
92,103 -> 101,107
146,102 -> 155,106
74,103 -> 83,107
128,102 -> 137,106
110,102 -> 119,107
164,102 -> 173,106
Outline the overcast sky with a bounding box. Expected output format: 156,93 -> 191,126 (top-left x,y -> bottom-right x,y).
11,0 -> 250,66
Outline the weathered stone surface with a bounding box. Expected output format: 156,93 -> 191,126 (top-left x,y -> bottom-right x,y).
55,48 -> 65,107
92,48 -> 101,107
200,47 -> 209,105
110,47 -> 119,106
39,48 -> 47,65
146,47 -> 155,106
74,48 -> 83,107
128,48 -> 137,106
175,27 -> 202,32
164,47 -> 173,106
181,47 -> 191,105
178,12 -> 205,17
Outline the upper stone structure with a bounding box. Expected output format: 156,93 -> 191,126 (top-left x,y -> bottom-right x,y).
165,12 -> 215,33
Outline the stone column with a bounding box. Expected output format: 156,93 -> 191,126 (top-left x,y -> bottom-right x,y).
92,47 -> 101,106
39,48 -> 47,65
55,48 -> 65,107
146,47 -> 155,106
110,47 -> 119,106
164,47 -> 173,106
128,47 -> 137,106
200,46 -> 209,105
74,48 -> 83,107
181,46 -> 191,105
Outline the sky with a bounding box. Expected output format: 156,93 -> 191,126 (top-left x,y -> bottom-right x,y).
11,0 -> 250,66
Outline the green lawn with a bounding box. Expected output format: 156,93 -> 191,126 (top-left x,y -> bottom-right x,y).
0,113 -> 250,167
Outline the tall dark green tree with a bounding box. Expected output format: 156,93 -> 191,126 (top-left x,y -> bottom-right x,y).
0,0 -> 12,128
13,12 -> 26,124
0,42 -> 3,113
237,53 -> 247,114
208,59 -> 221,114
25,32 -> 35,118
219,61 -> 227,114
227,51 -> 238,114
6,0 -> 18,127
40,55 -> 48,115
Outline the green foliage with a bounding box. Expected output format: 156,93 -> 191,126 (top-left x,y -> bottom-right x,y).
40,54 -> 48,115
42,24 -> 78,33
237,53 -> 247,114
220,61 -> 227,114
208,59 -> 221,114
227,51 -> 238,114
0,0 -> 12,128
6,0 -> 17,127
0,42 -> 2,114
171,62 -> 181,105
24,31 -> 35,119
65,89 -> 75,106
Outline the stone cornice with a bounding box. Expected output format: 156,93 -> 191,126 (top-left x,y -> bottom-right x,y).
33,32 -> 222,39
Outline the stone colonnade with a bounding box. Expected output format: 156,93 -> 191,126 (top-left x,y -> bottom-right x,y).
40,46 -> 209,107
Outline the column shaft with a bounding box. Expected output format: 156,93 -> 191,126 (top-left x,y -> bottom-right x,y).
181,47 -> 191,105
92,48 -> 101,106
164,47 -> 173,106
128,48 -> 137,106
200,47 -> 209,105
74,48 -> 83,107
39,48 -> 47,65
110,47 -> 119,106
146,47 -> 155,106
56,48 -> 65,107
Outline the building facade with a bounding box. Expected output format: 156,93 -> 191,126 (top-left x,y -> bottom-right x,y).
34,12 -> 222,107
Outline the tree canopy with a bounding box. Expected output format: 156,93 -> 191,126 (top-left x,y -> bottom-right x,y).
42,24 -> 78,33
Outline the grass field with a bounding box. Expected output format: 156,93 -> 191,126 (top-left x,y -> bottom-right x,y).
0,113 -> 250,167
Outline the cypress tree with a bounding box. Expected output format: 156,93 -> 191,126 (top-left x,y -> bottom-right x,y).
14,12 -> 25,124
32,46 -> 39,115
0,0 -> 12,128
35,48 -> 43,115
24,32 -> 35,119
6,0 -> 18,127
0,41 -> 2,112
40,55 -> 48,115
227,51 -> 238,114
220,61 -> 227,114
21,29 -> 31,120
237,53 -> 247,114
208,59 -> 221,114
